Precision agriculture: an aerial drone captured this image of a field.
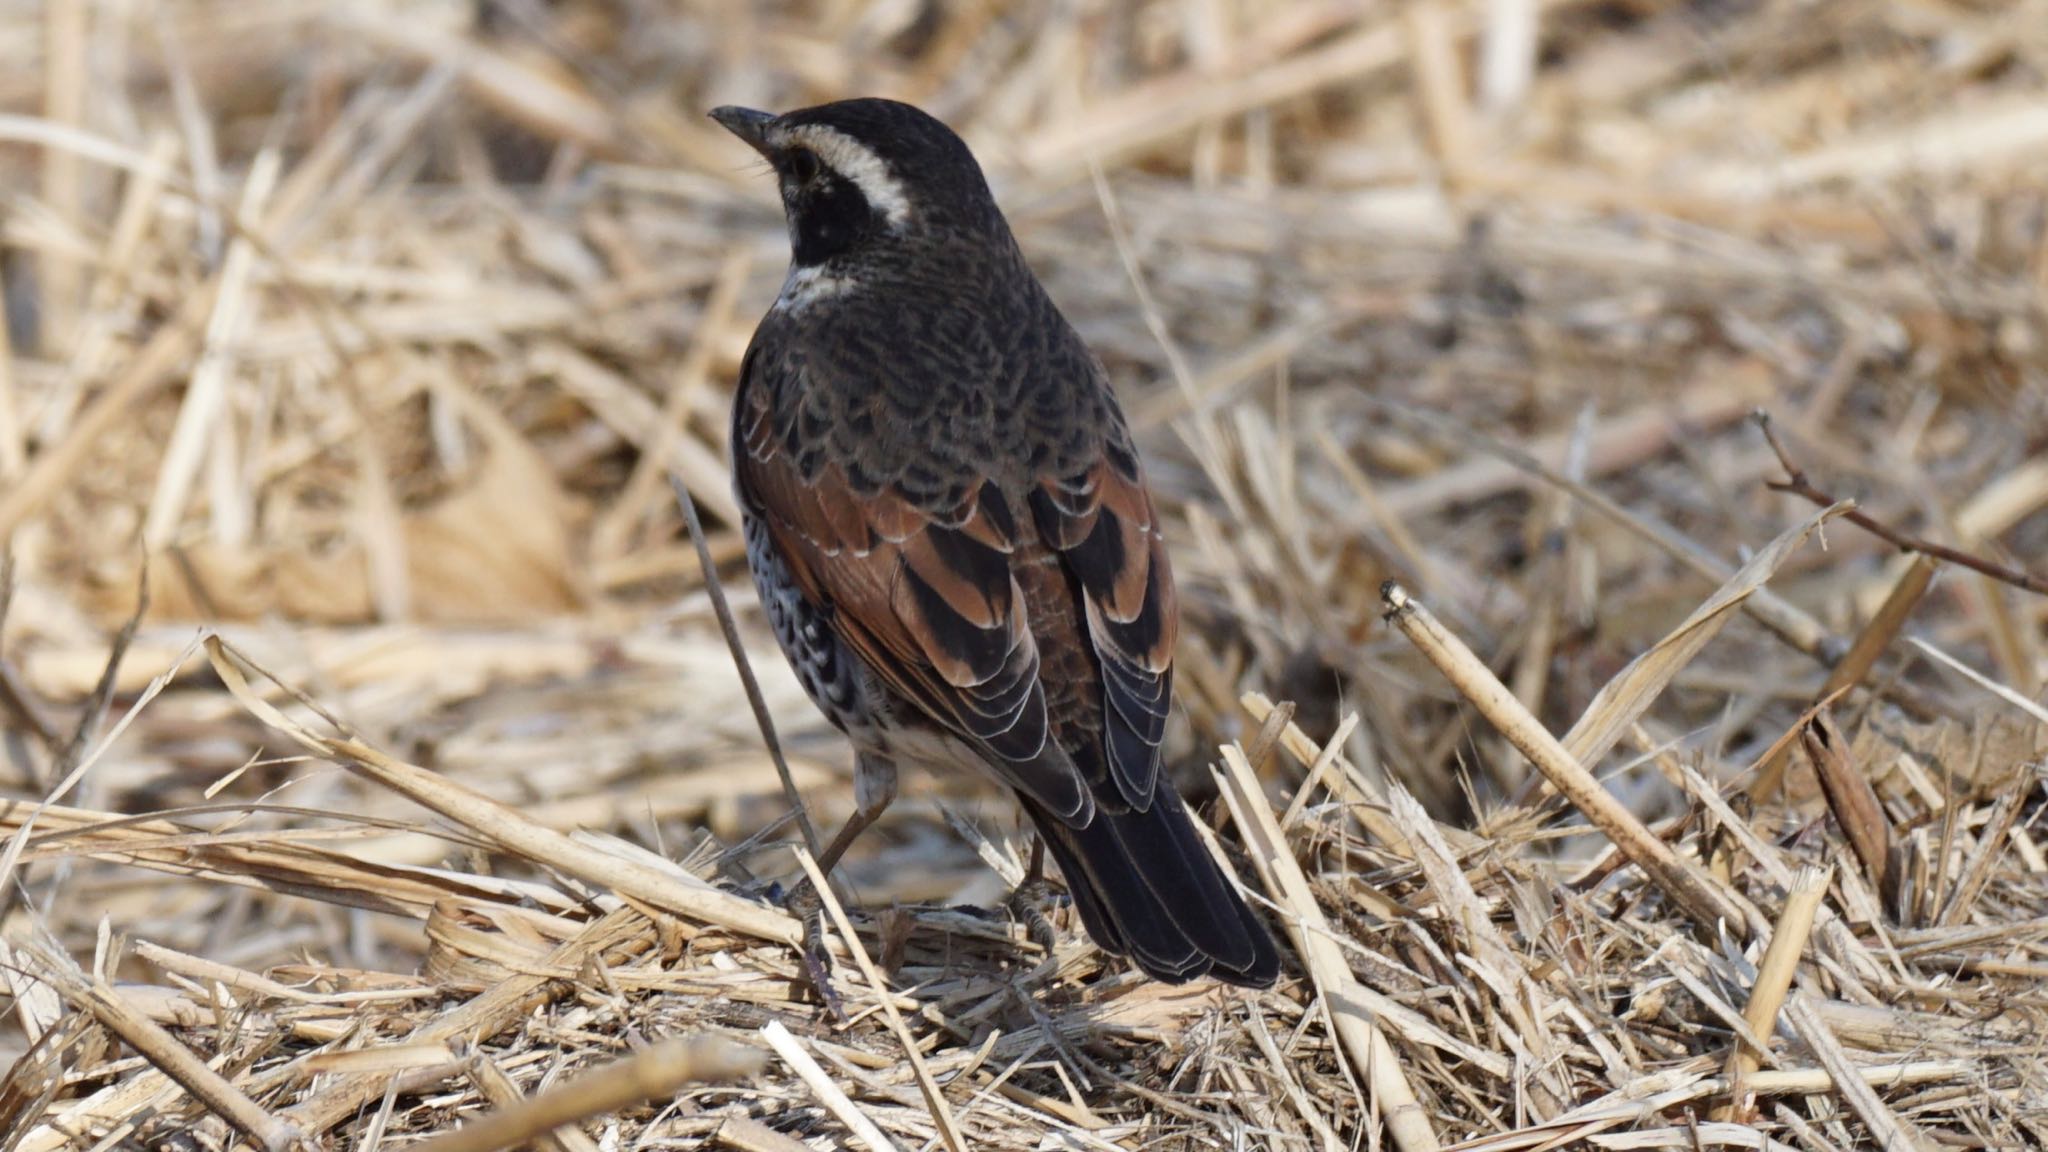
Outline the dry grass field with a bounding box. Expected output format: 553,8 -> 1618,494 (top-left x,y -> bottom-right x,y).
0,1 -> 2045,1148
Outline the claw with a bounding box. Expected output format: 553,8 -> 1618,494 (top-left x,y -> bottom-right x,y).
1007,876 -> 1063,957
776,879 -> 849,1022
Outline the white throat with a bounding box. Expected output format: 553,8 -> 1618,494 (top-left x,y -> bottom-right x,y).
773,263 -> 858,313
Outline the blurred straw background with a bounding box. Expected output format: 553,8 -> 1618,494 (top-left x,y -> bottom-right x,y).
0,0 -> 2045,1148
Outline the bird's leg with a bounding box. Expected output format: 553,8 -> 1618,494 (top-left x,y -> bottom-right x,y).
1007,832 -> 1061,957
781,754 -> 897,1013
815,752 -> 898,875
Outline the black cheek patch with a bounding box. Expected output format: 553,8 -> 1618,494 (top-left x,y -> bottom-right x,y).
792,179 -> 878,266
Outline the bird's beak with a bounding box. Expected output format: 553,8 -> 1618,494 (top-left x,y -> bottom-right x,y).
710,106 -> 777,158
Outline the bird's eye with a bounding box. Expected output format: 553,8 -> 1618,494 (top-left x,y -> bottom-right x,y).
785,148 -> 822,184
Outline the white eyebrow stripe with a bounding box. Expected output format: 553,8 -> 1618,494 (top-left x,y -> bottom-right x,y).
778,123 -> 911,227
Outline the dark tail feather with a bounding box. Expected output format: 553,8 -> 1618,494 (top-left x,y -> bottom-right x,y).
1024,789 -> 1280,988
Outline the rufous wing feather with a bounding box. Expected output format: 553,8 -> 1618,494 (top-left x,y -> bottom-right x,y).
1027,455 -> 1177,810
734,386 -> 1089,820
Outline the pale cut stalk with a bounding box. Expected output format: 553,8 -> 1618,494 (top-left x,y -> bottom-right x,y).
1214,743 -> 1443,1152
793,845 -> 968,1152
1716,864 -> 1831,1122
760,1019 -> 905,1152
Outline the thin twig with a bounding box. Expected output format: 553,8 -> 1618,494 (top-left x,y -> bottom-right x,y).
49,558 -> 149,784
669,473 -> 821,859
1756,410 -> 2047,596
0,549 -> 61,754
0,561 -> 151,923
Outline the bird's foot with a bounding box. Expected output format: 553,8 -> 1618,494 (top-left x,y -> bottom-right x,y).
771,878 -> 847,1022
1006,876 -> 1066,957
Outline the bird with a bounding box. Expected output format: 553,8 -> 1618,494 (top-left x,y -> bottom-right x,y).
710,97 -> 1279,988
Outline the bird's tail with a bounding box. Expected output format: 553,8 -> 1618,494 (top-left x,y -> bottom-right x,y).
1023,788 -> 1280,987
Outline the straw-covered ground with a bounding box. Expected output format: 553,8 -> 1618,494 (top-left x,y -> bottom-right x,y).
1,1 -> 2046,1149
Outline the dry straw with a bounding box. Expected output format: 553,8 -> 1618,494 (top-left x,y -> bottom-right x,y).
2,1 -> 2047,1149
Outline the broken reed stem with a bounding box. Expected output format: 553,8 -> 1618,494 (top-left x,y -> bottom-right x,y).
1717,864 -> 1831,1122
1757,411 -> 2047,596
669,473 -> 822,859
1741,1061 -> 1965,1095
1279,711 -> 1360,828
1243,692 -> 1413,854
1845,553 -> 1939,679
1753,553 -> 1937,802
1243,697 -> 1296,777
1379,582 -> 1751,936
25,942 -> 303,1152
203,633 -> 803,946
407,1035 -> 766,1152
